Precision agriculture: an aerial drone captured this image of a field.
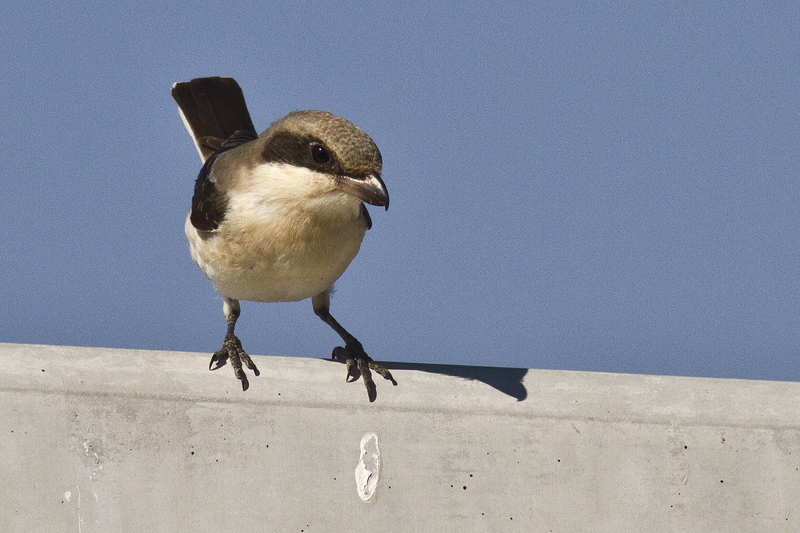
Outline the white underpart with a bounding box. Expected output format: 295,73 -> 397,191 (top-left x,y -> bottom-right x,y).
185,162 -> 367,303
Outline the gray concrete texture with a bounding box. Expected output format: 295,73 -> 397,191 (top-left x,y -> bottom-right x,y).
1,342 -> 799,531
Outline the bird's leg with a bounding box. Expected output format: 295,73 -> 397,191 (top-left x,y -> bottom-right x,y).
209,297 -> 260,391
312,292 -> 396,402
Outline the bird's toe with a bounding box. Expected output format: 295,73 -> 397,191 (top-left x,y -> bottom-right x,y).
332,341 -> 395,402
209,333 -> 259,391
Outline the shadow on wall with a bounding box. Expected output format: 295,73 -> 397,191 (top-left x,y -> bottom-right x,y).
332,360 -> 529,402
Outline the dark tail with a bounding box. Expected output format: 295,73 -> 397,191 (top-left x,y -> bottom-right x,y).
171,77 -> 258,161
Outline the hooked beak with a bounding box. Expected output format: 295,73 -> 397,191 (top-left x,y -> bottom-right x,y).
339,173 -> 389,210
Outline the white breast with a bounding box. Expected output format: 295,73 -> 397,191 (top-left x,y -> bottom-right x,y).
185,163 -> 368,302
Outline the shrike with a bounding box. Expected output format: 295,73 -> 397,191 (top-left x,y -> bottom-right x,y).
172,76 -> 395,401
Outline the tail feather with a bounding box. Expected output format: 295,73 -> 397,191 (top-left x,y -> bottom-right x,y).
171,77 -> 258,162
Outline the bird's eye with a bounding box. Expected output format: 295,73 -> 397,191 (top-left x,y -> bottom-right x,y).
311,144 -> 330,164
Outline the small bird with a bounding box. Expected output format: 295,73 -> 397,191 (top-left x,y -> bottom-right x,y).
171,76 -> 396,401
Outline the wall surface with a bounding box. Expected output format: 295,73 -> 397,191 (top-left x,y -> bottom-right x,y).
1,343 -> 799,532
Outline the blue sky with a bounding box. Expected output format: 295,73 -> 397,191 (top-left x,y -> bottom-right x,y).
2,2 -> 799,382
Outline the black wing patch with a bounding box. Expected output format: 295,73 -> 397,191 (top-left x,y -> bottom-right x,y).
190,133 -> 256,231
190,151 -> 227,231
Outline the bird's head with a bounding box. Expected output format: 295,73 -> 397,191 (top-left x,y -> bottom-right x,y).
258,110 -> 389,210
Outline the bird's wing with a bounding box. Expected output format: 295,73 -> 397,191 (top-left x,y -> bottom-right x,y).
189,138 -> 255,232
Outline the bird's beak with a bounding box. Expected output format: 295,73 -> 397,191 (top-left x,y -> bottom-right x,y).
340,173 -> 390,210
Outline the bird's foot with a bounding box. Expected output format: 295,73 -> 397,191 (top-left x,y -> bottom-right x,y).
332,341 -> 396,402
209,332 -> 260,391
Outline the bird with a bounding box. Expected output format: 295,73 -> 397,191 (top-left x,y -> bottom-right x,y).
171,76 -> 396,402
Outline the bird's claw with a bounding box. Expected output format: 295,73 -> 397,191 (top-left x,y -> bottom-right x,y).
332,342 -> 396,402
210,332 -> 260,391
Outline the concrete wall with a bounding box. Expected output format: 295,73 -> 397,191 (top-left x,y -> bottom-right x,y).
1,342 -> 799,532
